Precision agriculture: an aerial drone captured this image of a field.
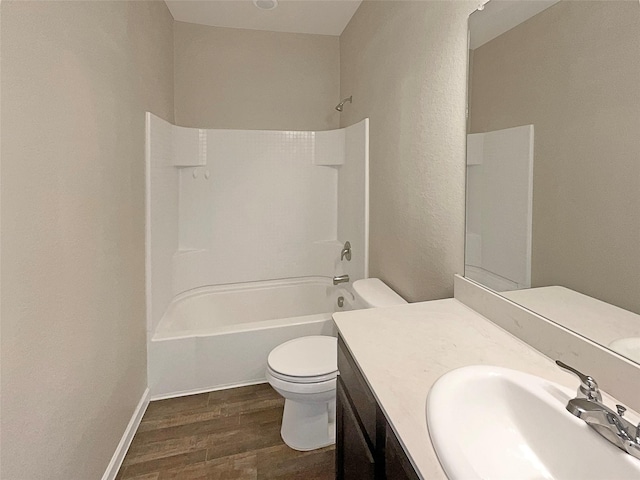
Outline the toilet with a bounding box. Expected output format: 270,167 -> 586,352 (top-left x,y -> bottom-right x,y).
265,278 -> 407,451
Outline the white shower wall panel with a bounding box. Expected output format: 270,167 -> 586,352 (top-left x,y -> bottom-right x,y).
337,119 -> 369,282
146,113 -> 179,334
174,130 -> 339,293
465,125 -> 534,290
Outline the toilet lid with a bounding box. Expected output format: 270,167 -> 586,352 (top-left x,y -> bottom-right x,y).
268,336 -> 337,378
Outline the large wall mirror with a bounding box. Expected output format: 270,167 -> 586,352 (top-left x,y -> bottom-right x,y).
466,0 -> 640,364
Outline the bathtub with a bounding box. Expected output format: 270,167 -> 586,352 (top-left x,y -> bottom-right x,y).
148,276 -> 355,399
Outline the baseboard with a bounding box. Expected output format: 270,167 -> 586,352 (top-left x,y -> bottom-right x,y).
150,379 -> 267,401
101,387 -> 150,480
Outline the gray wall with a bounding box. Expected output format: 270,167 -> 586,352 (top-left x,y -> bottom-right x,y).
339,0 -> 475,302
0,1 -> 483,477
470,1 -> 640,314
0,1 -> 174,478
174,22 -> 340,131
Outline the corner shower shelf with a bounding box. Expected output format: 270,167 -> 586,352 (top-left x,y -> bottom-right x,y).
172,125 -> 207,167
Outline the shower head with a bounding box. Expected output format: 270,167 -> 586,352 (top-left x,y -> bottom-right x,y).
335,96 -> 352,112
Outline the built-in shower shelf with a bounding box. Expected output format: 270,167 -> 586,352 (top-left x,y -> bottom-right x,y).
172,125 -> 207,167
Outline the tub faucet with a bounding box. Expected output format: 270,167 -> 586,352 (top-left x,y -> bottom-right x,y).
556,360 -> 640,460
333,275 -> 350,285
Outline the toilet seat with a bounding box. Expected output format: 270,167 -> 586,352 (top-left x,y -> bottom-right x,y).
266,369 -> 337,395
267,336 -> 337,384
267,365 -> 337,384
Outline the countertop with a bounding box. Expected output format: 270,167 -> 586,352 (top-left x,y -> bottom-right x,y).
332,298 -> 614,479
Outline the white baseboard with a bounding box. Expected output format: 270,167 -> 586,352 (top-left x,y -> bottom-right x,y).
150,379 -> 267,401
101,387 -> 150,480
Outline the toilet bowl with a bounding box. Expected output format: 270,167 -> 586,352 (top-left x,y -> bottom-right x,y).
266,278 -> 406,451
266,335 -> 338,451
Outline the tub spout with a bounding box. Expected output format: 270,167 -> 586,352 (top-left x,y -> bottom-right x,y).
333,275 -> 350,285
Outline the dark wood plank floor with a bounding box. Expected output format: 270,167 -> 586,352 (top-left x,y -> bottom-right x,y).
116,383 -> 335,480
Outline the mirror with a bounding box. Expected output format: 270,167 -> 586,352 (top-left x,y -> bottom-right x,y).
465,0 -> 640,364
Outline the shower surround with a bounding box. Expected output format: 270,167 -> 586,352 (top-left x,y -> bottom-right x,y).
146,114 -> 369,397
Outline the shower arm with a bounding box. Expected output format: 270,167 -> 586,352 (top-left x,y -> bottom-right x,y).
335,96 -> 352,112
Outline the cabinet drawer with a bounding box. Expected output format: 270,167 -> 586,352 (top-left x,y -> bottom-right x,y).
338,336 -> 377,448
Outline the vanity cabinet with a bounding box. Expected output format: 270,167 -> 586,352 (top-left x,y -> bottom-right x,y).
336,336 -> 420,480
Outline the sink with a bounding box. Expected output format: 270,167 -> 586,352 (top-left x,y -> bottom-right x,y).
427,366 -> 640,480
610,337 -> 640,363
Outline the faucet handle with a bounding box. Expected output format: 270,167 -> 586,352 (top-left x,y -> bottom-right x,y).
555,360 -> 602,402
341,241 -> 352,261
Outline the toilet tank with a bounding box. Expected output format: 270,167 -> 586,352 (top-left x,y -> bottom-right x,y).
352,278 -> 407,308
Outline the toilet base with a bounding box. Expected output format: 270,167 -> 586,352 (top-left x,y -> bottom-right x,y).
280,398 -> 336,451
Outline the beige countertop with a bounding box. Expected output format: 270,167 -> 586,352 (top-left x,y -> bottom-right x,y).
332,298 -> 608,479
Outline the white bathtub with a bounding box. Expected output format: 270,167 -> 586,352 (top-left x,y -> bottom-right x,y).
148,277 -> 355,398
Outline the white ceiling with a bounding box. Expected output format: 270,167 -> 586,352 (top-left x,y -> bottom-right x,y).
165,0 -> 363,36
469,0 -> 561,49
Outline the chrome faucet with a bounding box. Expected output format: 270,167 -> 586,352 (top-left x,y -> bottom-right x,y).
556,360 -> 640,460
333,274 -> 350,285
340,241 -> 352,261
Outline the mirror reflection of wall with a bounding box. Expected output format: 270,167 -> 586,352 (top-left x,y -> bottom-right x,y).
466,1 -> 640,361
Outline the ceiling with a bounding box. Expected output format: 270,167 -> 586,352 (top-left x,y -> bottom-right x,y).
469,0 -> 561,49
165,0 -> 363,36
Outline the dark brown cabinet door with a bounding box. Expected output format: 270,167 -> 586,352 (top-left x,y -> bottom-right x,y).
384,427 -> 420,480
336,379 -> 375,480
336,334 -> 419,480
337,337 -> 378,446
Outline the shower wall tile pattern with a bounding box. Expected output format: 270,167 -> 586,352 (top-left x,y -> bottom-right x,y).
175,129 -> 338,292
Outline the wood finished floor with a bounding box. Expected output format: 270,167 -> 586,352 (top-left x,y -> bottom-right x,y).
116,384 -> 335,480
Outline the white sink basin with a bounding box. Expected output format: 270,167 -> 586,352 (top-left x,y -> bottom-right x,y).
427,366 -> 640,480
610,337 -> 640,363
